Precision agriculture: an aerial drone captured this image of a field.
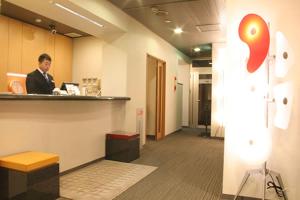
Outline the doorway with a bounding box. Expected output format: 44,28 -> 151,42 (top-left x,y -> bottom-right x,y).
146,55 -> 166,141
190,72 -> 212,129
176,83 -> 183,130
198,83 -> 212,126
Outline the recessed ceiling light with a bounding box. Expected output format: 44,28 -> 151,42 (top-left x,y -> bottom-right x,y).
64,32 -> 82,38
174,27 -> 183,34
35,18 -> 42,23
164,19 -> 172,23
194,47 -> 201,52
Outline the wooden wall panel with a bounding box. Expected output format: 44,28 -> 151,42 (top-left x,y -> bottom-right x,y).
54,34 -> 73,88
0,15 -> 73,92
8,18 -> 22,73
21,23 -> 47,74
45,33 -> 55,75
0,16 -> 9,92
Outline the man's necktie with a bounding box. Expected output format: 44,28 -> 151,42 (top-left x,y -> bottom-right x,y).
43,73 -> 49,82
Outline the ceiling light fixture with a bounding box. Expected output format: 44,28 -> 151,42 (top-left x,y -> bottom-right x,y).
54,3 -> 104,28
35,18 -> 42,23
174,27 -> 183,34
194,47 -> 201,52
196,24 -> 221,32
64,32 -> 82,38
164,19 -> 172,23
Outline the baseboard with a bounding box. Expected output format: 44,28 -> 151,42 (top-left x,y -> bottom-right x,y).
147,129 -> 181,140
211,136 -> 224,140
175,128 -> 182,132
60,157 -> 104,176
221,194 -> 267,200
168,128 -> 182,135
146,135 -> 155,140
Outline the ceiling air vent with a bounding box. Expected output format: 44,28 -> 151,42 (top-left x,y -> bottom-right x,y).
192,59 -> 212,68
151,6 -> 168,16
196,24 -> 220,32
64,32 -> 82,38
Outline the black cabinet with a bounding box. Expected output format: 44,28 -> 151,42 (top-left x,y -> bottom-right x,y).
105,133 -> 140,162
0,164 -> 59,200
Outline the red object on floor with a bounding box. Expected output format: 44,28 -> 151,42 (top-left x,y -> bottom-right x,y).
106,132 -> 140,162
106,133 -> 139,140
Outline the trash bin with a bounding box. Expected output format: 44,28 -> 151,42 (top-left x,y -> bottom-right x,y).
105,132 -> 140,162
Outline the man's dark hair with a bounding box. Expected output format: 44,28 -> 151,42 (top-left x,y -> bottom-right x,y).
38,53 -> 52,63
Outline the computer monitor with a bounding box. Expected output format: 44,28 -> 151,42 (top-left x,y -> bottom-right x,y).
60,82 -> 80,95
60,82 -> 78,90
6,72 -> 27,94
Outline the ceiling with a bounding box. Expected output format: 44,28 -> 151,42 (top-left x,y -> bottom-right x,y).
0,0 -> 90,38
1,0 -> 125,41
108,0 -> 226,59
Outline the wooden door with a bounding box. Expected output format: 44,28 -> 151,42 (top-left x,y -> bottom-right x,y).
155,60 -> 166,140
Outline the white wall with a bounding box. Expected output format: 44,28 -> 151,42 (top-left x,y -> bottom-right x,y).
101,41 -> 127,96
0,100 -> 126,172
224,1 -> 300,199
191,67 -> 212,74
70,0 -> 191,145
72,37 -> 103,83
72,36 -> 127,96
211,43 -> 226,137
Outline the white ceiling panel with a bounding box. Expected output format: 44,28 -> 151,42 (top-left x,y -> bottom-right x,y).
109,0 -> 226,58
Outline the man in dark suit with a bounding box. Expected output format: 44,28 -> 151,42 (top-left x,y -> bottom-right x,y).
26,53 -> 55,94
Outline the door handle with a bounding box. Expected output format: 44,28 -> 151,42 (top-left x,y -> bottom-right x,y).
196,100 -> 201,102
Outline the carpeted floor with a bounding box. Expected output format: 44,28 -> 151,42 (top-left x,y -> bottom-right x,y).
58,128 -> 224,200
114,128 -> 224,200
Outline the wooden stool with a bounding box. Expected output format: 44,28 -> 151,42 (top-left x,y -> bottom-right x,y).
0,151 -> 59,200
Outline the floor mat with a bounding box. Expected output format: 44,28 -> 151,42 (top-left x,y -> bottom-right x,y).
60,160 -> 157,200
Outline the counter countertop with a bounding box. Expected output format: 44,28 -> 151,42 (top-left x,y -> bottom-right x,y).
0,94 -> 131,101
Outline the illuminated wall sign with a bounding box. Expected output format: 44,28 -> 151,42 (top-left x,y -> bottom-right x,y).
239,14 -> 270,73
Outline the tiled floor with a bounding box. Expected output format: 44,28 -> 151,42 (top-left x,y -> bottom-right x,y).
60,160 -> 157,200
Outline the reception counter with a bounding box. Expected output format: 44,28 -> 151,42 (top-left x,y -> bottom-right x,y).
0,94 -> 131,101
0,94 -> 130,172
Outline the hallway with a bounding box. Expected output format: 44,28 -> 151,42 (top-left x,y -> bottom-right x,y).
115,128 -> 224,200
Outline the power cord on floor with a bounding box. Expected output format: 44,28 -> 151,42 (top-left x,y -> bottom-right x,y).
267,174 -> 284,198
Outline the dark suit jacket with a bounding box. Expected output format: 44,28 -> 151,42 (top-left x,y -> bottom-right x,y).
26,69 -> 55,94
